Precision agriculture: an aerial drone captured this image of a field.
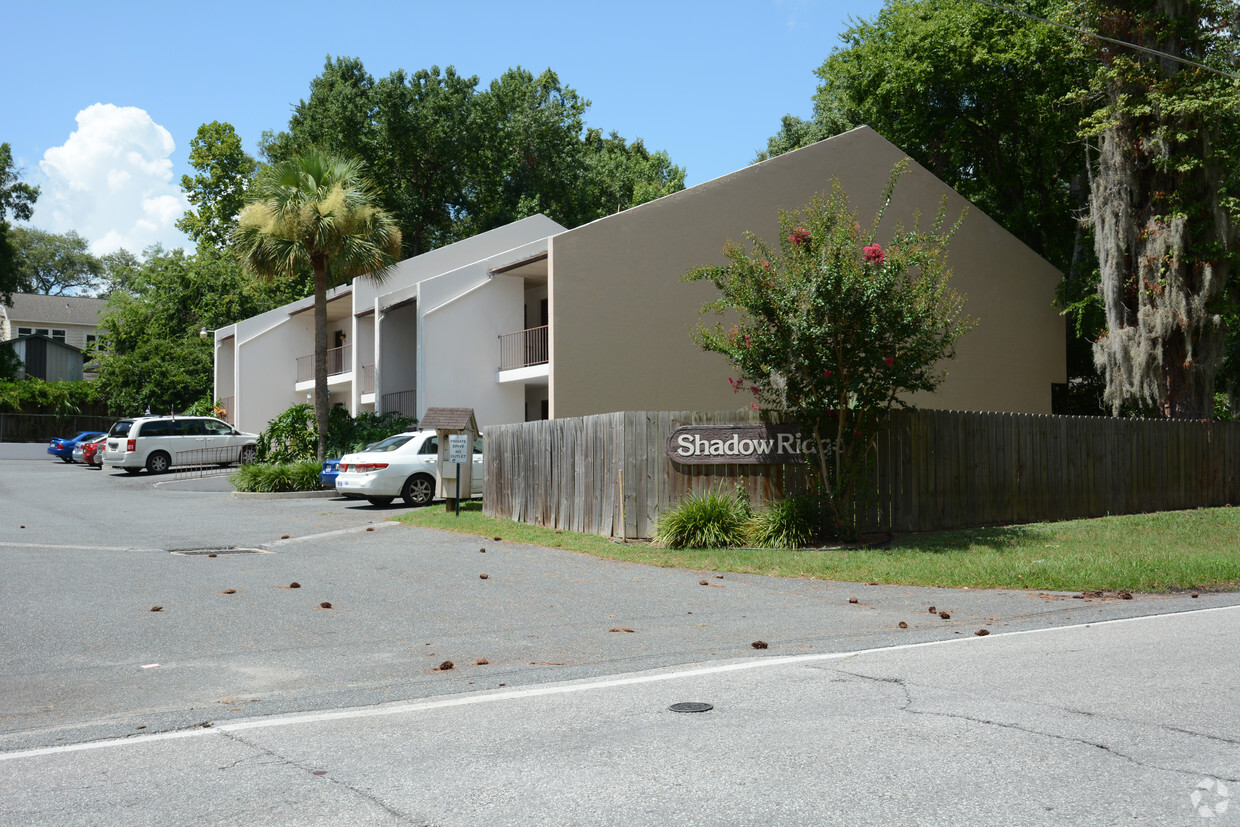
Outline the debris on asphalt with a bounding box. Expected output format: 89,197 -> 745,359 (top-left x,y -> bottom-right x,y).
149,606 -> 163,612
437,660 -> 454,671
848,597 -> 859,604
287,582 -> 301,589
281,535 -> 290,539
751,640 -> 768,649
222,589 -> 236,594
1192,592 -> 1200,598
1119,590 -> 1133,600
207,553 -> 217,558
366,527 -> 374,532
475,658 -> 489,665
609,628 -> 636,633
699,580 -> 709,586
975,629 -> 990,636
319,602 -> 333,609
493,537 -> 502,541
939,611 -> 951,619
479,548 -> 486,553
480,573 -> 489,579
928,606 -> 936,613
898,622 -> 908,629
715,575 -> 723,579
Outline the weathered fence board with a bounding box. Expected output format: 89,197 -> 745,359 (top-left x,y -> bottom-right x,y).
483,409 -> 1240,540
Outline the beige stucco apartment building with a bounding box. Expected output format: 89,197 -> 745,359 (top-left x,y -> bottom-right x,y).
548,126 -> 1064,418
216,126 -> 1065,435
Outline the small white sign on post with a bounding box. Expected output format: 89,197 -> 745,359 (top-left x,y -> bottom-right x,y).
447,433 -> 470,464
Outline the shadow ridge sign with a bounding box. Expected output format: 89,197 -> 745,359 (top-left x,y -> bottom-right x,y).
666,424 -> 817,465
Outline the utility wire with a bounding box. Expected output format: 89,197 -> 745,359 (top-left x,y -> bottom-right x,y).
969,0 -> 1240,80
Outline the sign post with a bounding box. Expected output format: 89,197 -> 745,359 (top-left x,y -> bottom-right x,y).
447,433 -> 469,516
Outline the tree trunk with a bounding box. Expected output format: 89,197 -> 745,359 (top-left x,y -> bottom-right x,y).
313,260 -> 330,462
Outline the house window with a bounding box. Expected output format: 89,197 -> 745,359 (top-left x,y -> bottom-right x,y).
51,329 -> 66,343
18,327 -> 34,337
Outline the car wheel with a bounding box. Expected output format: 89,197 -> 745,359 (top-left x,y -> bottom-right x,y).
61,456 -> 73,463
239,445 -> 257,464
366,496 -> 394,506
145,451 -> 171,474
401,474 -> 435,507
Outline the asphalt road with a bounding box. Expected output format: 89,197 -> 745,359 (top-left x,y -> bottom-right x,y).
2,459 -> 1238,825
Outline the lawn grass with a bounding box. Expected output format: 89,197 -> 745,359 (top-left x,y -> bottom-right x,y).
394,502 -> 1240,593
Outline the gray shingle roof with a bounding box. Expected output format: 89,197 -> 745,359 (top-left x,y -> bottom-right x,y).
3,293 -> 107,326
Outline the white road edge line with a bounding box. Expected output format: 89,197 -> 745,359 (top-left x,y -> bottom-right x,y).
3,601 -> 1237,762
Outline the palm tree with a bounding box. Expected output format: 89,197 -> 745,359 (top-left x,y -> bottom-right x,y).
233,149 -> 402,460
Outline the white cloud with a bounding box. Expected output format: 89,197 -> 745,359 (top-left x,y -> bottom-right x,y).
30,104 -> 189,255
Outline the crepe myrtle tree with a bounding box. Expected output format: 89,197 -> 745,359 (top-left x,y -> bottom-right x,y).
684,162 -> 974,538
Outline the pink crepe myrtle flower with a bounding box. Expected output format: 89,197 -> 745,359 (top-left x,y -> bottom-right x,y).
759,259 -> 772,271
883,356 -> 895,367
789,228 -> 810,247
864,243 -> 885,264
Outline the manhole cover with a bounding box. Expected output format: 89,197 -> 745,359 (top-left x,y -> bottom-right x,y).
170,548 -> 269,556
668,702 -> 714,713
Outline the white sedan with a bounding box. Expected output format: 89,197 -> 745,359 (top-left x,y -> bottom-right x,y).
335,430 -> 483,507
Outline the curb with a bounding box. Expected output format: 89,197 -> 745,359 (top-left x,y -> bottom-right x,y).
230,489 -> 341,500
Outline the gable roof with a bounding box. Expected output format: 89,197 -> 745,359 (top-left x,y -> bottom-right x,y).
3,293 -> 107,326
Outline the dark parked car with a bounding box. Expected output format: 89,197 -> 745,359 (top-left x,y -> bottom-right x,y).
48,431 -> 106,463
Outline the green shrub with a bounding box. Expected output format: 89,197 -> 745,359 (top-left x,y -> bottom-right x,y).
231,460 -> 323,493
746,494 -> 827,549
655,486 -> 751,549
255,403 -> 416,462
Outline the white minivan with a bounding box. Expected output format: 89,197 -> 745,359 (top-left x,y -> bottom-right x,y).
103,416 -> 258,474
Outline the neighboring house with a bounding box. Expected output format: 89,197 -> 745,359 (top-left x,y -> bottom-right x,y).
214,126 -> 1065,435
0,293 -> 108,353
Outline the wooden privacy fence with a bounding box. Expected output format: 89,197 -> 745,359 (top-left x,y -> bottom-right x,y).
482,409 -> 1240,540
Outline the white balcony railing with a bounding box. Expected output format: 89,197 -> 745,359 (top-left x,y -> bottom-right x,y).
296,344 -> 352,382
498,326 -> 548,371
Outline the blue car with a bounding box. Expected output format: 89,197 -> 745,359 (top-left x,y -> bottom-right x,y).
48,431 -> 107,463
319,458 -> 341,489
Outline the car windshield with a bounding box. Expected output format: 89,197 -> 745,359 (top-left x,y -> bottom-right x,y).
365,434 -> 416,453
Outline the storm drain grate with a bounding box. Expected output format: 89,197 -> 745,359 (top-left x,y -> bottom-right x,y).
170,548 -> 270,556
668,702 -> 714,713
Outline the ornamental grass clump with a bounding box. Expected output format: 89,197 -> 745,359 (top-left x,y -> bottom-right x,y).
746,494 -> 828,550
231,460 -> 322,493
655,486 -> 752,549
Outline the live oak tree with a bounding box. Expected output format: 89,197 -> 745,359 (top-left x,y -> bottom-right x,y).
262,56 -> 685,256
9,228 -> 105,296
1076,0 -> 1240,418
685,164 -> 973,538
233,149 -> 402,460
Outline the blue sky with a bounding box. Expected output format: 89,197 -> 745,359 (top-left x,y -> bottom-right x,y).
3,0 -> 884,255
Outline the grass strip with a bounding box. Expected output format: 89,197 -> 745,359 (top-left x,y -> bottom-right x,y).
395,502 -> 1240,593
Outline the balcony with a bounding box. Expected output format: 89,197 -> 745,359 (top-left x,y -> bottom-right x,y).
296,344 -> 352,382
499,326 -> 548,371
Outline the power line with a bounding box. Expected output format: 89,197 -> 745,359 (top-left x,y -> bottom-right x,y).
969,0 -> 1240,80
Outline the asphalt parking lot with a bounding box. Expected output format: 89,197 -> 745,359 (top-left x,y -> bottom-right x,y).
2,458 -> 1238,825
